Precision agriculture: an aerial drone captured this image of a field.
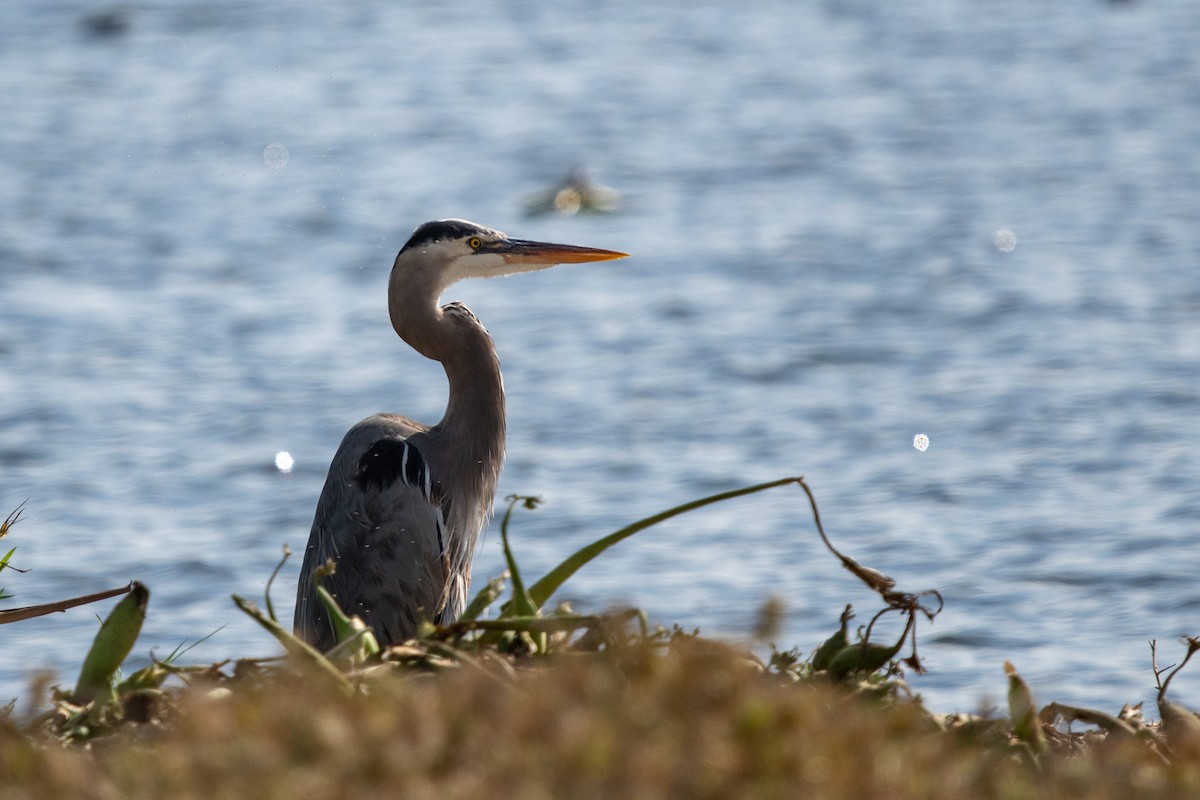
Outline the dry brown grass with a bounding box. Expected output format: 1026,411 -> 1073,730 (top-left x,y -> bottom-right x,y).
5,488 -> 1199,799
4,638 -> 1200,800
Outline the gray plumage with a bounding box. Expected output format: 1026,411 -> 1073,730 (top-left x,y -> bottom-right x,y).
294,219 -> 626,652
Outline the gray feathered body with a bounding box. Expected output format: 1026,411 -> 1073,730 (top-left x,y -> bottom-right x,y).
294,303 -> 504,653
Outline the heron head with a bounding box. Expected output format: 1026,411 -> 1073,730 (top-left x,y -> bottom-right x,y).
396,219 -> 627,292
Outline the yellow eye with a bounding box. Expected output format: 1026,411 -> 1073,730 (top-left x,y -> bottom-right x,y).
468,237 -> 483,250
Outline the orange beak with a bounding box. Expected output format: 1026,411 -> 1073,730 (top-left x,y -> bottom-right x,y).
497,238 -> 629,265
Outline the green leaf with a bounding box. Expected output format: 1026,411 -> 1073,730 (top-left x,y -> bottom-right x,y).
1005,661 -> 1047,755
459,572 -> 507,623
74,582 -> 149,704
525,477 -> 802,610
232,594 -> 352,692
315,586 -> 380,663
826,642 -> 898,681
811,604 -> 853,673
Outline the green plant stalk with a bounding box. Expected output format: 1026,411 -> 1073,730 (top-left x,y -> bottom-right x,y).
232,594 -> 352,692
499,497 -> 538,620
316,586 -> 365,644
0,502 -> 27,602
525,477 -> 802,609
497,497 -> 547,652
459,573 -> 507,623
455,613 -> 630,635
263,544 -> 292,623
314,585 -> 380,663
0,546 -> 16,600
74,582 -> 149,704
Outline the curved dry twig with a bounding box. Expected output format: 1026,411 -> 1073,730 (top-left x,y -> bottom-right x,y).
793,477 -> 941,674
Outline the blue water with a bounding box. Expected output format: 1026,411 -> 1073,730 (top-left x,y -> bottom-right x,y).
3,0 -> 1199,714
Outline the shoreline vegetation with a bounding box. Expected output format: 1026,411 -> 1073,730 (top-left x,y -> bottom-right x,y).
3,480 -> 1199,798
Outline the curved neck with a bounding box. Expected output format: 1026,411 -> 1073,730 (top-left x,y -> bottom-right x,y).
388,273 -> 506,491
434,305 -> 506,454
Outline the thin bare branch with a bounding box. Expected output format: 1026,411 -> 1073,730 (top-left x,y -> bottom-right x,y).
0,582 -> 134,625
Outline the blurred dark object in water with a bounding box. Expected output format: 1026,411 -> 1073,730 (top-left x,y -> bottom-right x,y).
81,7 -> 131,38
525,169 -> 620,217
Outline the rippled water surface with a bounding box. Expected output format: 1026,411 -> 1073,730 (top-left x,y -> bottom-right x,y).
3,0 -> 1200,711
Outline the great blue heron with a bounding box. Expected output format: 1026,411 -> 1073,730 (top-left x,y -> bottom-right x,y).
294,219 -> 627,652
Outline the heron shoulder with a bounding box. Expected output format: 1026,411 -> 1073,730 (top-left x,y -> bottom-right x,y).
355,437 -> 432,497
336,415 -> 434,494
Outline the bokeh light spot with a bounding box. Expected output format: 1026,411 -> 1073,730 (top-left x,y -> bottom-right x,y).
992,229 -> 1017,252
263,142 -> 289,169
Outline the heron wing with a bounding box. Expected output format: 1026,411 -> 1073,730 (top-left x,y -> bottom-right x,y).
294,414 -> 453,652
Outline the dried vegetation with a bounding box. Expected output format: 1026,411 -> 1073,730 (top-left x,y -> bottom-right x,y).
2,478 -> 1199,799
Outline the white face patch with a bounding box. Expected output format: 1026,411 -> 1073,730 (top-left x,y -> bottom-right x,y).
445,250 -> 508,284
